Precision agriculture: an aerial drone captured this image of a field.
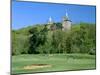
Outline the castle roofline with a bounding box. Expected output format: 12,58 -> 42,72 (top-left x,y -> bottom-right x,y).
64,19 -> 72,22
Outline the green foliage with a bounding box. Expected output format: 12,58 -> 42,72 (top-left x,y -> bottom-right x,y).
52,30 -> 71,53
79,23 -> 96,53
12,23 -> 96,55
12,32 -> 29,55
28,25 -> 48,54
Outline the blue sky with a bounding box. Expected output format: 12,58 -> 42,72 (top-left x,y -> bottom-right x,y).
12,0 -> 96,29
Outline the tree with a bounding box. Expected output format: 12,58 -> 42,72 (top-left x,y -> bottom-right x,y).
28,25 -> 48,54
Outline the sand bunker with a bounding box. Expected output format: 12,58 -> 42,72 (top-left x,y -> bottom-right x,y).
23,64 -> 52,70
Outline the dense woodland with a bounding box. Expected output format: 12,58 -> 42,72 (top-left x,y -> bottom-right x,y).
12,23 -> 96,55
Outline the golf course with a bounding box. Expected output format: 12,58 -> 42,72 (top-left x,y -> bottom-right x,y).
12,54 -> 96,74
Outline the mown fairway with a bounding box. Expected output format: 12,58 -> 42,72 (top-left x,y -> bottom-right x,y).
12,54 -> 96,74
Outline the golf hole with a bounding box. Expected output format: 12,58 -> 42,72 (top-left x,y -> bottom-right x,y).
23,64 -> 52,70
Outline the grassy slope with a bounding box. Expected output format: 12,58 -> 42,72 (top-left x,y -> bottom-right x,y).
12,54 -> 96,74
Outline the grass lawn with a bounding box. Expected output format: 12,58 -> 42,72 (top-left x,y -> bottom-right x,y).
12,53 -> 96,74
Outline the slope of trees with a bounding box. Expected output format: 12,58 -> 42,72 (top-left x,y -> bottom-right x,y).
12,23 -> 96,55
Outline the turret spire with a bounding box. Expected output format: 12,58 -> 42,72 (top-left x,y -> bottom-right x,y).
48,16 -> 53,24
49,16 -> 52,23
66,10 -> 68,18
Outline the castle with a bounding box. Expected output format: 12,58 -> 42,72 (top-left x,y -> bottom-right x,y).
47,12 -> 72,31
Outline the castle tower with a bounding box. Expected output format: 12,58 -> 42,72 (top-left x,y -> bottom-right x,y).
62,11 -> 71,31
48,16 -> 56,31
48,16 -> 53,25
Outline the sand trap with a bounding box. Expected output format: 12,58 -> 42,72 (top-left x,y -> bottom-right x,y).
23,64 -> 52,70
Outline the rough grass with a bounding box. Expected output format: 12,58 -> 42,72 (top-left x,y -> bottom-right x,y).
12,53 -> 96,74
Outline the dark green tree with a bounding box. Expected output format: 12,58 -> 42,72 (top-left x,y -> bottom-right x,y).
28,25 -> 48,54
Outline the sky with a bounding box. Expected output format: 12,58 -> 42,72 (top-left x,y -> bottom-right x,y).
12,0 -> 96,29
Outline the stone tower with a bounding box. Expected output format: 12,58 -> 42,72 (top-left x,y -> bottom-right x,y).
48,16 -> 56,31
62,12 -> 71,31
